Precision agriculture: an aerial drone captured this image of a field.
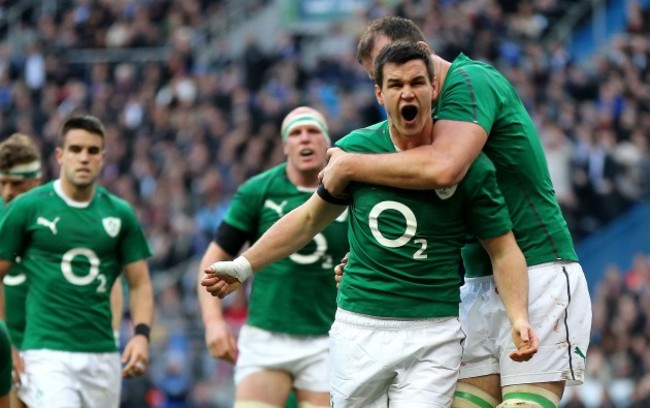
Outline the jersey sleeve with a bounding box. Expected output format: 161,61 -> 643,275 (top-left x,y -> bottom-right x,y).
463,154 -> 512,240
117,203 -> 152,265
222,180 -> 262,235
435,66 -> 500,135
0,199 -> 31,261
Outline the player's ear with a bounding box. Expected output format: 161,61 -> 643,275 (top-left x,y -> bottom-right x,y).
55,147 -> 64,164
375,84 -> 384,106
416,41 -> 432,55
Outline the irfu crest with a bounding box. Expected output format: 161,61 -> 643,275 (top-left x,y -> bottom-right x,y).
435,185 -> 457,200
102,217 -> 121,238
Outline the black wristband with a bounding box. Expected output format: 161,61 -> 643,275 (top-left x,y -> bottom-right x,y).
134,323 -> 150,341
317,183 -> 350,205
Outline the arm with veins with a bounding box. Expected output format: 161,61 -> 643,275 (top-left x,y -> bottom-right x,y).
320,120 -> 487,194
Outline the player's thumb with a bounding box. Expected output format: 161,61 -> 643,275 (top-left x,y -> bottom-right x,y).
519,327 -> 530,346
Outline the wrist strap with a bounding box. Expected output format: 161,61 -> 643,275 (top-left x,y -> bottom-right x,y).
207,255 -> 254,283
232,256 -> 254,282
134,323 -> 150,341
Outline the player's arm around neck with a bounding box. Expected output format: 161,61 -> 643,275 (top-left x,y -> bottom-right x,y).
481,232 -> 538,361
324,119 -> 486,191
197,242 -> 238,364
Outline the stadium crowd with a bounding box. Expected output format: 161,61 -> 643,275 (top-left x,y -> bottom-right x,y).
0,0 -> 649,406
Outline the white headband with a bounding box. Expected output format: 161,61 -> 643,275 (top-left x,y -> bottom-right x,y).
0,160 -> 42,179
281,113 -> 330,144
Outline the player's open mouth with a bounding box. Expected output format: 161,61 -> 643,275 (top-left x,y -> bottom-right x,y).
300,149 -> 314,157
401,105 -> 418,122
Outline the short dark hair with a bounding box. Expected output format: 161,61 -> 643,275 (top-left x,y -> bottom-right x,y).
374,41 -> 435,87
357,16 -> 427,64
0,133 -> 41,172
58,115 -> 106,147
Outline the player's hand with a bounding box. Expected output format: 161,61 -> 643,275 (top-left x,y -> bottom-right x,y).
205,319 -> 238,364
202,273 -> 240,298
11,345 -> 24,385
202,257 -> 252,298
319,148 -> 351,196
334,252 -> 349,288
509,319 -> 539,362
121,335 -> 149,378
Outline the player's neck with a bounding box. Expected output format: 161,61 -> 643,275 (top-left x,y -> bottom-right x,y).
286,167 -> 319,189
388,120 -> 434,151
58,178 -> 96,203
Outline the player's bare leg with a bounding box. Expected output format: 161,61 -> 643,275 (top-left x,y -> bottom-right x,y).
453,374 -> 501,407
498,381 -> 563,408
295,388 -> 329,408
235,370 -> 293,408
9,390 -> 26,408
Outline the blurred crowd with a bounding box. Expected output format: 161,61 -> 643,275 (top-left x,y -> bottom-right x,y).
566,251 -> 650,408
0,0 -> 649,406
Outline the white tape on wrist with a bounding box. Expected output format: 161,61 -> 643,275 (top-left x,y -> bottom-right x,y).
209,256 -> 253,283
232,256 -> 253,282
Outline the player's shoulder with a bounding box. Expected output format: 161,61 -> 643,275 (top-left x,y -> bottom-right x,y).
240,163 -> 286,190
233,163 -> 296,203
8,183 -> 54,208
336,121 -> 388,152
94,186 -> 136,214
465,152 -> 497,179
449,53 -> 491,72
446,54 -> 506,88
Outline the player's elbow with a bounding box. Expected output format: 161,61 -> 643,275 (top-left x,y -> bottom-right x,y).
425,157 -> 467,188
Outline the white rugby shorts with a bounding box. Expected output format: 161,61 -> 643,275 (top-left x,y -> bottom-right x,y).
459,261 -> 592,386
329,308 -> 463,407
234,324 -> 330,392
19,349 -> 121,408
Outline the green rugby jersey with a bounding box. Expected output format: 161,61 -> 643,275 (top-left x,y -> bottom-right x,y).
436,53 -> 578,277
224,163 -> 348,335
0,180 -> 151,352
1,199 -> 29,349
0,321 -> 11,395
335,121 -> 512,318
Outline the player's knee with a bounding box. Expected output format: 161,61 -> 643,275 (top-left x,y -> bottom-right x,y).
498,384 -> 561,408
497,401 -> 544,408
234,401 -> 280,408
452,383 -> 500,408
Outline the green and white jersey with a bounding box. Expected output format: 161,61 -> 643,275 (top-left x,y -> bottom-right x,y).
436,53 -> 578,277
224,163 -> 348,335
0,180 -> 152,352
335,121 -> 511,318
1,199 -> 29,349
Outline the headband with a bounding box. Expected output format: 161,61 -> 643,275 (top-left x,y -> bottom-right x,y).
281,113 -> 330,144
0,160 -> 42,179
